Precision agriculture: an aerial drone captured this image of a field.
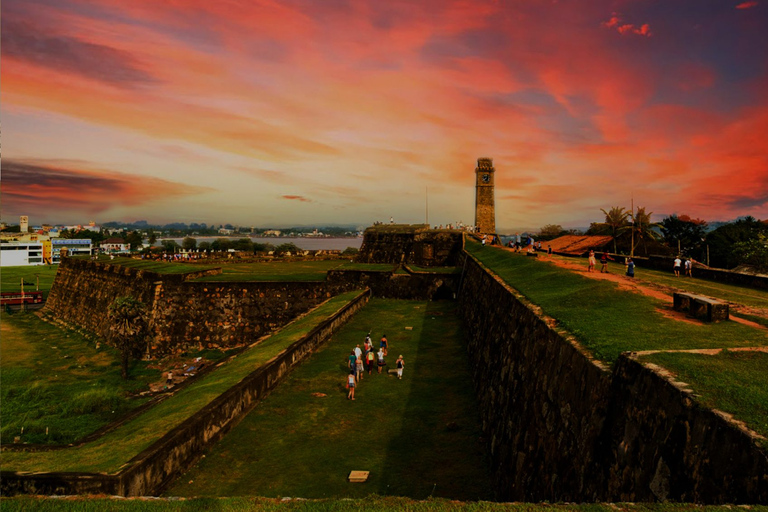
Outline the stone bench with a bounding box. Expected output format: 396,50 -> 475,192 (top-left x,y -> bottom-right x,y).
673,292 -> 729,322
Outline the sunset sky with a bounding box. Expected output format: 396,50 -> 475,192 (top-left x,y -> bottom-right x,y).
2,0 -> 767,231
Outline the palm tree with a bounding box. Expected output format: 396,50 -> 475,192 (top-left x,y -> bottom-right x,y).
629,206 -> 662,257
598,206 -> 630,253
108,296 -> 149,379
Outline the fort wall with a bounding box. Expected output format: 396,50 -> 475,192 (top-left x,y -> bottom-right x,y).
1,290 -> 370,496
356,226 -> 463,266
457,251 -> 768,503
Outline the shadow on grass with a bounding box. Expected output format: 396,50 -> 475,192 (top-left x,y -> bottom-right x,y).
377,302 -> 494,501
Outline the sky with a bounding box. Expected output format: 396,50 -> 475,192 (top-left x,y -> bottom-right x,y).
2,0 -> 767,231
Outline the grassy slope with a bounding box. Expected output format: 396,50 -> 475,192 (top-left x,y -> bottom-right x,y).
165,299 -> 493,501
3,496 -> 767,511
95,257 -> 217,274
591,258 -> 768,309
0,310 -> 157,445
466,241 -> 768,363
0,291 -> 364,473
0,264 -> 60,298
467,240 -> 768,446
641,350 -> 768,444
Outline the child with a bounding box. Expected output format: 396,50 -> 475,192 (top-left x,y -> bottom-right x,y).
396,355 -> 405,380
347,373 -> 356,400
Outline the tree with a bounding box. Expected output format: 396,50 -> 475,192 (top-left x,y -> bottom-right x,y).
706,217 -> 768,269
538,224 -> 565,240
597,207 -> 630,254
182,236 -> 197,251
660,214 -> 707,256
124,230 -> 143,250
161,240 -> 179,253
274,243 -> 301,256
107,296 -> 149,379
148,230 -> 157,246
733,234 -> 768,273
629,207 -> 661,256
198,241 -> 211,251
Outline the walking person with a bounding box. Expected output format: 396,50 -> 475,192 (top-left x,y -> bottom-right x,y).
356,353 -> 364,381
600,252 -> 609,273
347,372 -> 356,400
380,335 -> 388,356
366,349 -> 375,374
588,250 -> 596,272
396,355 -> 405,380
674,256 -> 682,277
377,347 -> 386,374
685,258 -> 693,277
348,350 -> 357,381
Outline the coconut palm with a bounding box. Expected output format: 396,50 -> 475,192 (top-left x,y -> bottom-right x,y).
629,206 -> 662,257
108,296 -> 149,379
598,206 -> 630,253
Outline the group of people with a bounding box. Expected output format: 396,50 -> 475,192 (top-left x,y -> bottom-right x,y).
587,250 -> 635,277
673,256 -> 694,277
346,334 -> 405,400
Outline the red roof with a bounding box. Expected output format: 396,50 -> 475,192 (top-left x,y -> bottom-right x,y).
546,235 -> 613,255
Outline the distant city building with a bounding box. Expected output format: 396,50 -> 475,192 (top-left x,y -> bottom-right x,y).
263,229 -> 282,236
100,238 -> 130,254
218,228 -> 234,235
52,239 -> 92,263
19,216 -> 29,233
0,240 -> 44,266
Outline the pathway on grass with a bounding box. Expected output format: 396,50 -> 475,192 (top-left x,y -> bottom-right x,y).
165,299 -> 493,501
0,291 -> 365,474
538,252 -> 768,330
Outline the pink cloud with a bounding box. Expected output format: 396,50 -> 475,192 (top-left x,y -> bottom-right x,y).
736,1 -> 758,8
282,195 -> 312,202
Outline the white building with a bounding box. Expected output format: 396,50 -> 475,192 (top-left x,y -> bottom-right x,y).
52,239 -> 93,262
1,241 -> 44,267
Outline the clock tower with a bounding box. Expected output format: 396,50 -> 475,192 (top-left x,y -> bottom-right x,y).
474,157 -> 496,234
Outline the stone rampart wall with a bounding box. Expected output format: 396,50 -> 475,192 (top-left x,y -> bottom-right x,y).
43,258 -> 160,339
457,251 -> 768,503
1,290 -> 370,497
356,226 -> 463,266
326,269 -> 458,300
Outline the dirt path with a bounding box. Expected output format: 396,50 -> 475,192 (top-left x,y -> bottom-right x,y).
510,249 -> 767,330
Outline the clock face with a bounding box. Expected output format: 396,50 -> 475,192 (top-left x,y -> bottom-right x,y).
481,173 -> 490,183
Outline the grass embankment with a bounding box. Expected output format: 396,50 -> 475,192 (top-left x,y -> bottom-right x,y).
466,241 -> 768,363
407,265 -> 461,274
641,350 -> 768,446
166,299 -> 492,501
0,264 -> 59,298
195,261 -> 404,282
589,258 -> 768,310
96,257 -> 218,274
4,496 -> 767,512
0,291 -> 364,473
0,310 -> 155,445
467,240 -> 768,443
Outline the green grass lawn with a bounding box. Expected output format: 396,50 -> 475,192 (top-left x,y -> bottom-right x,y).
1,264 -> 60,298
0,310 -> 157,445
3,496 -> 766,512
466,241 -> 768,363
195,260 -> 349,282
165,299 -> 493,501
640,350 -> 768,446
406,265 -> 461,274
97,257 -> 218,274
0,291 -> 364,473
573,257 -> 768,310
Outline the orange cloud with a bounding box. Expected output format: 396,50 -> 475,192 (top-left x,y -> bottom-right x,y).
1,159 -> 211,218
602,14 -> 652,37
282,195 -> 312,202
